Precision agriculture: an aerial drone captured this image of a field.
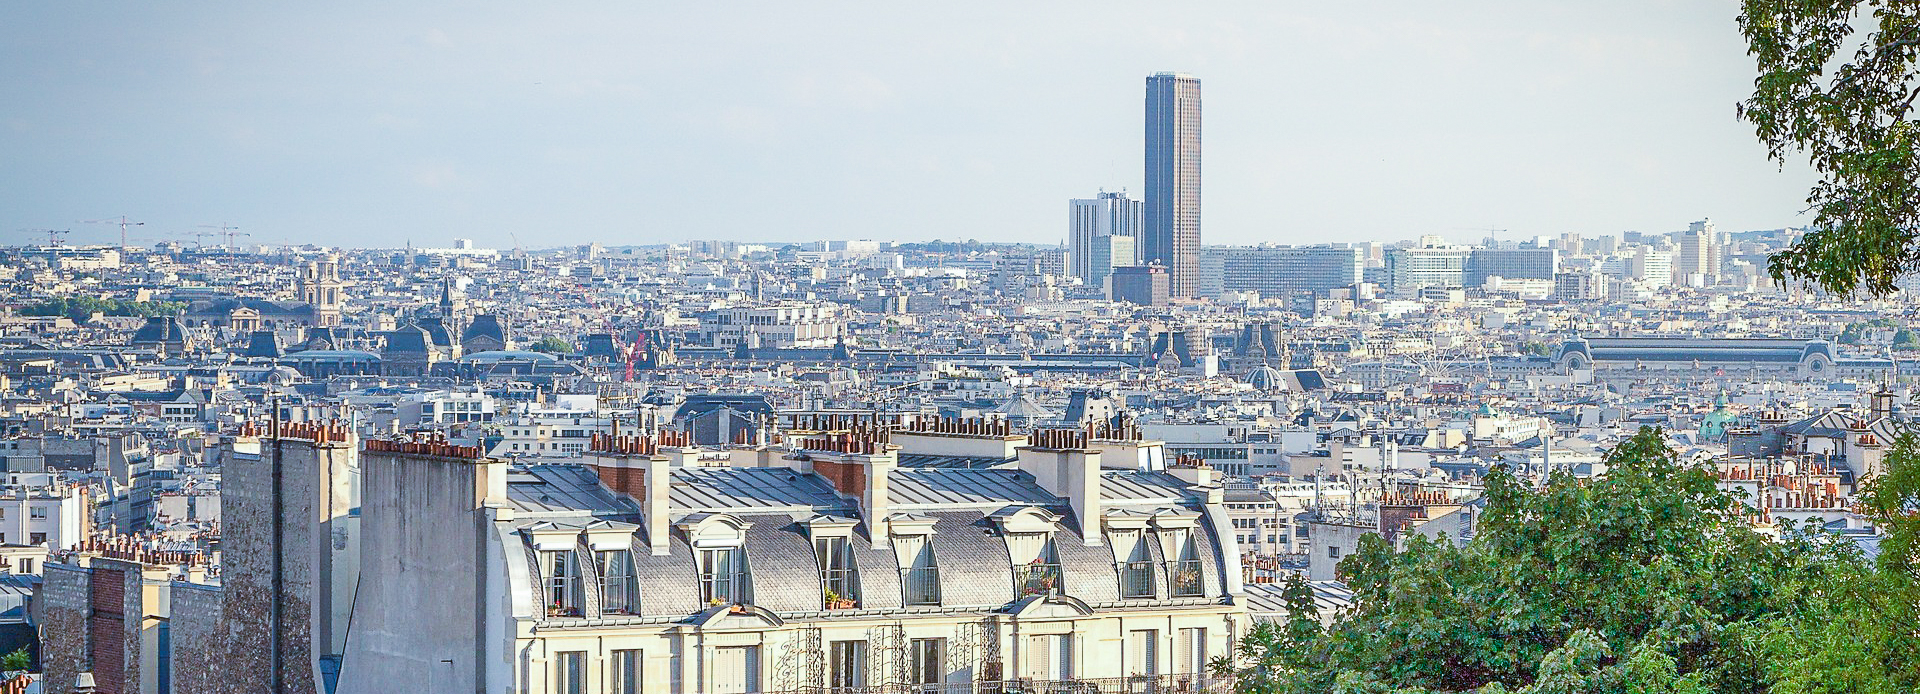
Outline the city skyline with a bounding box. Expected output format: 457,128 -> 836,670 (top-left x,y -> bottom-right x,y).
2,1 -> 1818,250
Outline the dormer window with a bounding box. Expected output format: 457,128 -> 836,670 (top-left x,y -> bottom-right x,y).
894,534 -> 940,606
807,515 -> 860,610
598,550 -> 637,614
700,547 -> 745,605
683,514 -> 751,606
993,507 -> 1064,598
1112,529 -> 1155,598
815,535 -> 858,609
529,525 -> 587,618
584,521 -> 640,616
1161,527 -> 1202,597
544,550 -> 582,617
888,515 -> 941,606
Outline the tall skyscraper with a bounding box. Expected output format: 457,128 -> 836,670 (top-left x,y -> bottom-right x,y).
1144,72 -> 1202,298
1068,191 -> 1143,282
1676,219 -> 1722,285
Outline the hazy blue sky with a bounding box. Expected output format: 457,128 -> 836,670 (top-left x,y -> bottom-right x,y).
1,1 -> 1816,250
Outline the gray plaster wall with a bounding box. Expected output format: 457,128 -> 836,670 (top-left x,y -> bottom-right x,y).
336,451 -> 489,694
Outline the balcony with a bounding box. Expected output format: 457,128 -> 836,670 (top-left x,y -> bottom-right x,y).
822,567 -> 860,609
1168,559 -> 1204,597
1013,562 -> 1063,597
902,566 -> 941,606
1118,561 -> 1154,598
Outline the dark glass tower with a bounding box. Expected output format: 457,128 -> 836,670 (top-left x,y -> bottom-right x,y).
1144,72 -> 1201,298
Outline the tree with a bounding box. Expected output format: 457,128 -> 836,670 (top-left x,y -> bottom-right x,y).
16,296 -> 185,323
1226,427 -> 1861,693
1895,327 -> 1920,349
0,646 -> 27,672
528,336 -> 573,354
1740,1 -> 1920,296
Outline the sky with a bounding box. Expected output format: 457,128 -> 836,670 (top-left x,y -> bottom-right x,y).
0,1 -> 1819,250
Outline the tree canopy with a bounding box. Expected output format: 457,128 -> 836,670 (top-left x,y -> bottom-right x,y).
528,335 -> 574,354
16,296 -> 185,323
1740,1 -> 1920,296
1221,427 -> 1920,693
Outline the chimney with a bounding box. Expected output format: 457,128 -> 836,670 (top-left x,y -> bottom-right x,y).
1872,388 -> 1895,420
797,430 -> 897,548
585,434 -> 675,556
1016,428 -> 1102,545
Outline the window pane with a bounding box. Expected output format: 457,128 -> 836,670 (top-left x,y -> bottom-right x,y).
600,550 -> 637,614
611,649 -> 641,694
829,640 -> 867,689
556,651 -> 585,694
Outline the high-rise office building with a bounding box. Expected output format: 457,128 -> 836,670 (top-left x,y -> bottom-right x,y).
1068,191 -> 1143,282
1089,234 -> 1136,290
1144,72 -> 1202,298
1676,219 -> 1722,285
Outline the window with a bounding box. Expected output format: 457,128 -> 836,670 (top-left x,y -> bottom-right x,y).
829,640 -> 867,690
1165,528 -> 1203,597
699,547 -> 746,605
1024,634 -> 1072,681
815,535 -> 857,608
544,550 -> 581,617
1115,529 -> 1155,599
610,649 -> 641,694
599,550 -> 638,614
1328,545 -> 1341,559
28,507 -> 45,521
1127,630 -> 1159,676
714,646 -> 760,694
894,535 -> 940,606
1177,628 -> 1208,676
29,533 -> 44,546
555,651 -> 586,694
1009,532 -> 1062,597
910,638 -> 945,688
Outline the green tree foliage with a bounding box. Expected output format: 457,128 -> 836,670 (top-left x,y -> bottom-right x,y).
16,296 -> 185,323
1739,1 -> 1920,296
1226,427 -> 1884,693
1746,435 -> 1920,693
528,336 -> 574,353
1895,327 -> 1920,349
0,646 -> 28,671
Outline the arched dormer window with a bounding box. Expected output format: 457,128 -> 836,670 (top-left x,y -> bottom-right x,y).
992,506 -> 1064,597
680,513 -> 750,606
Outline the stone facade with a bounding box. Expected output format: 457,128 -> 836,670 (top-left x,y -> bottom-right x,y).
216,430 -> 356,694
169,582 -> 225,694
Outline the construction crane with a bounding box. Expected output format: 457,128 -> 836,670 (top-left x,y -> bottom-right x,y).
182,230 -> 216,249
81,216 -> 144,250
199,223 -> 246,250
21,229 -> 71,246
